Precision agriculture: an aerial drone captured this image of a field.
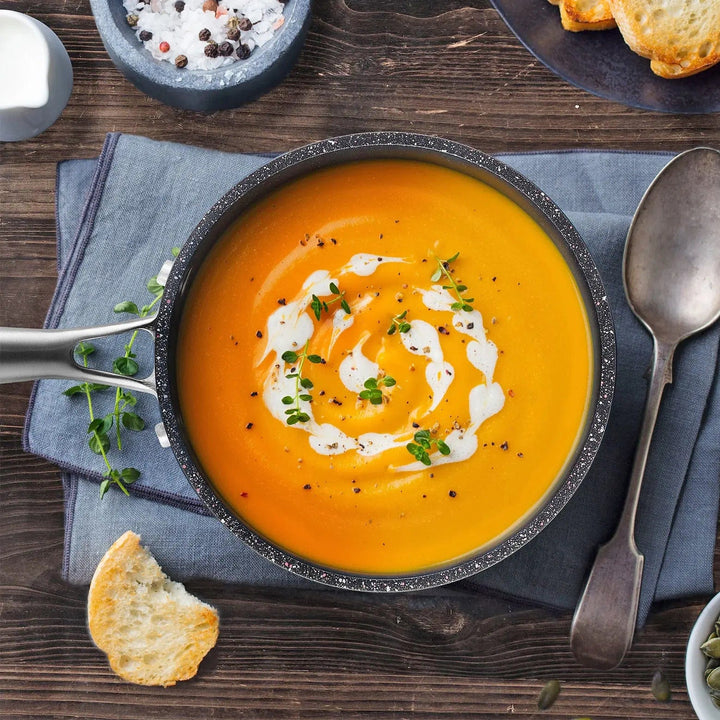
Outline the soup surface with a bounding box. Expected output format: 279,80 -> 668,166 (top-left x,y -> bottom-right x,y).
176,158 -> 593,575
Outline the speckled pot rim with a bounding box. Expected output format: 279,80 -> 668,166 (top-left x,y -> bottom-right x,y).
154,132 -> 616,592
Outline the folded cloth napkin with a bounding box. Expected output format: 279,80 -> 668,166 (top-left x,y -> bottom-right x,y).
24,134 -> 720,625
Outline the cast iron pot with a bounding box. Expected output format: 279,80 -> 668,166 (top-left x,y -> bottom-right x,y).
0,132 -> 615,591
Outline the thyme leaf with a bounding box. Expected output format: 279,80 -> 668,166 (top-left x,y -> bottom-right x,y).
282,341 -> 323,424
358,375 -> 396,405
406,429 -> 451,466
310,282 -> 351,321
432,252 -> 474,312
387,309 -> 411,335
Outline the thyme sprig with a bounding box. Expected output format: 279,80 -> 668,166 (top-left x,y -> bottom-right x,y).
110,280 -> 163,445
431,252 -> 474,312
387,309 -> 411,335
62,247 -> 179,498
281,341 -> 323,425
63,342 -> 140,498
406,429 -> 451,466
310,282 -> 351,320
109,247 -> 179,448
358,375 -> 396,405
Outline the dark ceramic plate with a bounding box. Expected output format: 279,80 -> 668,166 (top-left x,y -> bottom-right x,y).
491,0 -> 720,114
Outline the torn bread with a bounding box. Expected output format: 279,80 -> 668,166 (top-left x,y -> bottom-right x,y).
559,0 -> 616,31
88,531 -> 219,687
609,0 -> 720,77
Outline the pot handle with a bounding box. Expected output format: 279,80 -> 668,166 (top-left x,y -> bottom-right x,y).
0,315 -> 157,396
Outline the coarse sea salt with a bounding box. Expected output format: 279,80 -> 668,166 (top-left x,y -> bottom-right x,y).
122,0 -> 286,70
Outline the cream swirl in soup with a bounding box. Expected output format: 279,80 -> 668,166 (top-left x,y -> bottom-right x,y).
259,256 -> 505,468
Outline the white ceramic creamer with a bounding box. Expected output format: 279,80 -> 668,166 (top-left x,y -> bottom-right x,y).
0,10 -> 73,142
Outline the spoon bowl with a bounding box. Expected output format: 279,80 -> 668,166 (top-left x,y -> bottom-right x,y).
571,147 -> 720,669
624,148 -> 720,343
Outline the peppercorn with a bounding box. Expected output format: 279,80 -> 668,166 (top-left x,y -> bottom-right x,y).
159,41 -> 170,53
238,16 -> 252,31
174,54 -> 188,68
138,30 -> 153,41
174,0 -> 185,10
226,27 -> 240,41
198,27 -> 211,41
204,41 -> 219,58
218,41 -> 234,56
236,43 -> 252,59
126,13 -> 139,26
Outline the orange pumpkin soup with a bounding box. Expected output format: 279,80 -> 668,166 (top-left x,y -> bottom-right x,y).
176,159 -> 593,574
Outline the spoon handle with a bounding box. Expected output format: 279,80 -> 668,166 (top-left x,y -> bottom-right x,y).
570,337 -> 675,669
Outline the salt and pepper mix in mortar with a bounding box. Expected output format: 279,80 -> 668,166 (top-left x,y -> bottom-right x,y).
123,0 -> 287,69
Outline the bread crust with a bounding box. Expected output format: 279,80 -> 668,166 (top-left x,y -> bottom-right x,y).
608,0 -> 720,77
560,0 -> 617,31
88,531 -> 219,687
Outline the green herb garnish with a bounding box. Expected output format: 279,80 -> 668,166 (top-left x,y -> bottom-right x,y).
62,247 -> 180,498
431,252 -> 474,312
310,282 -> 351,320
281,341 -> 323,425
63,341 -> 140,498
406,429 -> 451,466
358,375 -> 396,405
387,309 -> 411,335
109,271 -> 168,447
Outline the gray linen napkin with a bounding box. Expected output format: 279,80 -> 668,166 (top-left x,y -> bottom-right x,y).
24,134 -> 720,625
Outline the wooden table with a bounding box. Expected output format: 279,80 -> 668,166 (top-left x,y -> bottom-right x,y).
2,1 -> 719,717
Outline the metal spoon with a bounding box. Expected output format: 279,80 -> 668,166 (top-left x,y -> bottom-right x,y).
570,147 -> 720,669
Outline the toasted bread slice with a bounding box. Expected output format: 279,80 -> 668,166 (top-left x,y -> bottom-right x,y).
609,0 -> 720,77
560,0 -> 616,31
88,531 -> 219,687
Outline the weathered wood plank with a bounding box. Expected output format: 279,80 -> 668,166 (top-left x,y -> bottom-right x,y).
1,0 -> 719,717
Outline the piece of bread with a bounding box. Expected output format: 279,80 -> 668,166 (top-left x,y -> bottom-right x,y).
559,0 -> 616,31
608,0 -> 720,78
87,531 -> 219,687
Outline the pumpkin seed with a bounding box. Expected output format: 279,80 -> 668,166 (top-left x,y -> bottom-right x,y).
702,637 -> 720,658
537,680 -> 561,710
651,669 -> 671,702
708,667 -> 720,691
